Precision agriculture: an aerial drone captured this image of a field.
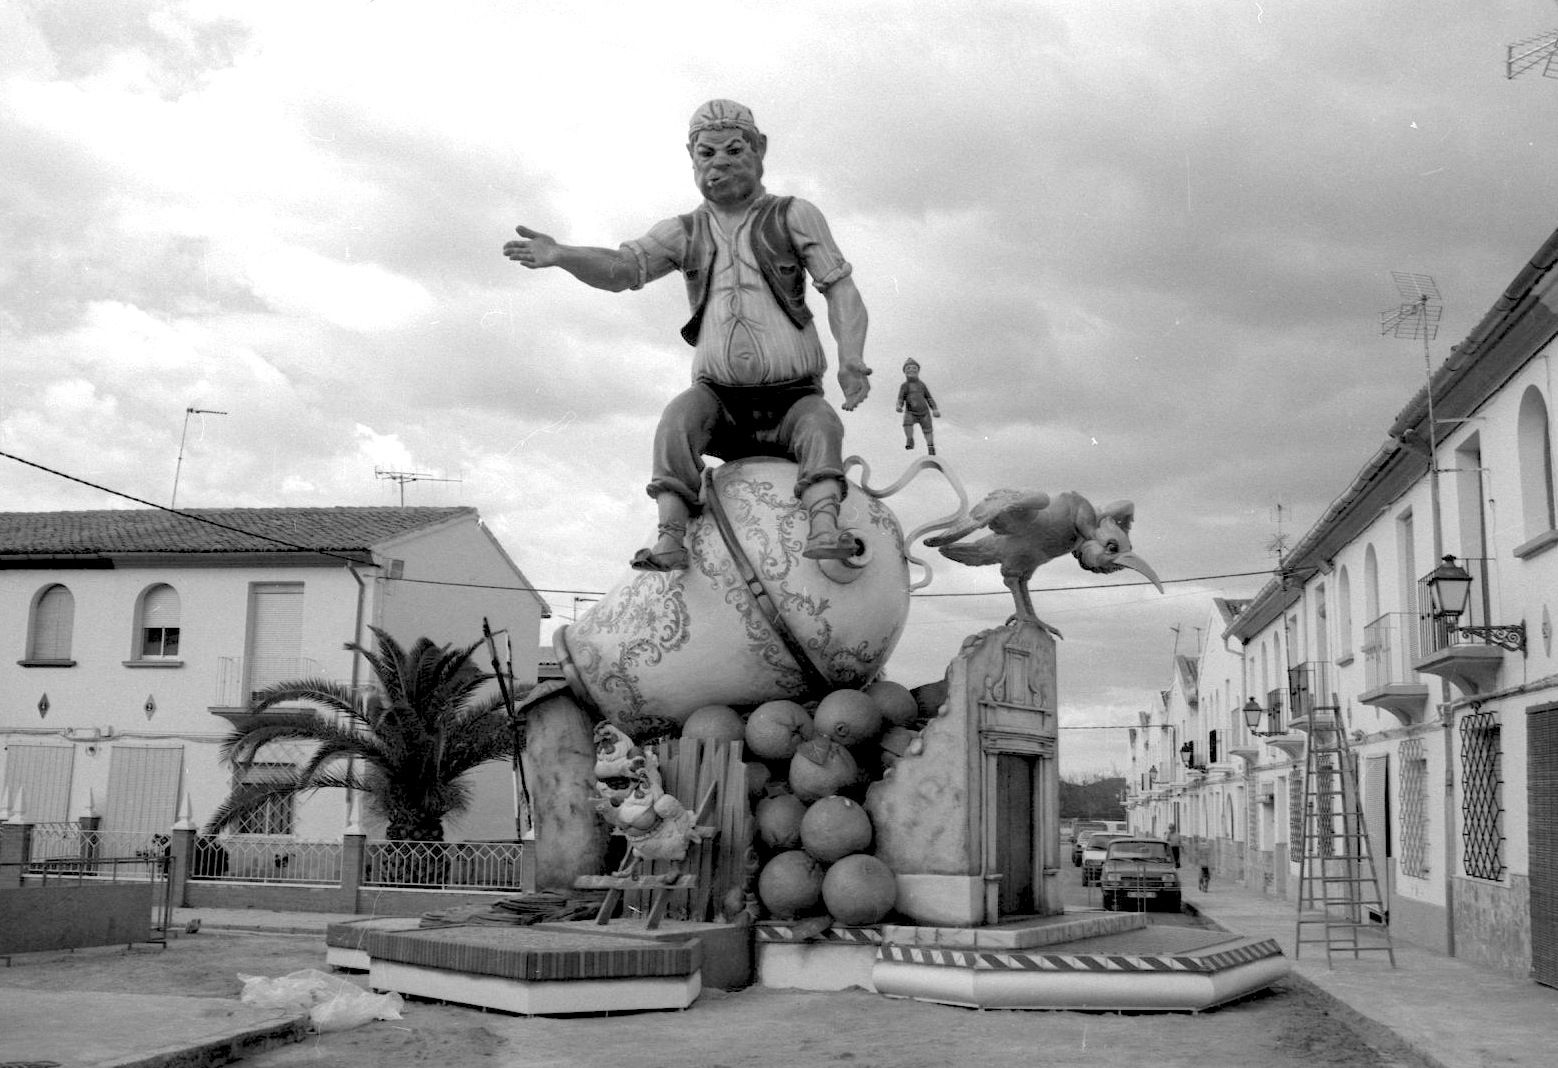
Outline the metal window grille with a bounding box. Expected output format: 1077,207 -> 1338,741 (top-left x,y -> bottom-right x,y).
1316,764 -> 1336,857
1459,710 -> 1505,881
1288,772 -> 1304,863
1399,738 -> 1430,878
235,762 -> 295,836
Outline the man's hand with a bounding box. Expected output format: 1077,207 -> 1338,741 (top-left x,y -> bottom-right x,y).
838,361 -> 872,411
503,225 -> 561,268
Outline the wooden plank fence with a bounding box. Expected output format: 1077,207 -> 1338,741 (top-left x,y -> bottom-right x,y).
623,737 -> 754,923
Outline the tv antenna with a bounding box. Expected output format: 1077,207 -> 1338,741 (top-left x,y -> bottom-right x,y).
1507,27 -> 1558,78
374,467 -> 462,506
1380,271 -> 1445,558
171,406 -> 228,507
1264,501 -> 1291,563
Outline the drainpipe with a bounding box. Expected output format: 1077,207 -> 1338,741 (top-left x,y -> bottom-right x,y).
346,564 -> 369,829
1443,701 -> 1456,957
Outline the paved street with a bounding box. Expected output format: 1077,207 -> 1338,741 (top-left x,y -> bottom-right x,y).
0,869 -> 1427,1068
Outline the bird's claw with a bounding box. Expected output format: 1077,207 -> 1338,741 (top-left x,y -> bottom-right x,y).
1006,613 -> 1064,640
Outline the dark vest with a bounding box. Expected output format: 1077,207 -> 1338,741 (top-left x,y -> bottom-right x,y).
678,195 -> 812,347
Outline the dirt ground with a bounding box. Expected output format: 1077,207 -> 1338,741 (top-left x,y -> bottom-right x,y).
0,928 -> 1421,1068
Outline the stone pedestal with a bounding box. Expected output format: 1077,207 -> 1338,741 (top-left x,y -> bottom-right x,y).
866,621 -> 1061,926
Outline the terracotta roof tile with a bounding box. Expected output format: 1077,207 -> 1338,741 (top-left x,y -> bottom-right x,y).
0,507 -> 475,557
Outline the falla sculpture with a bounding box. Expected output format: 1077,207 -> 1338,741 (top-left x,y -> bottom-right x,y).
499,100 -> 1166,942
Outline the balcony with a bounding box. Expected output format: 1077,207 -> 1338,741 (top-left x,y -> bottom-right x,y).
1258,686 -> 1307,760
209,656 -> 322,718
1358,612 -> 1430,725
1411,560 -> 1521,697
1286,661 -> 1339,727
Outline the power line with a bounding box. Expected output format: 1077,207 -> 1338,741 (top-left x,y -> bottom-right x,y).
1,447 -> 1279,601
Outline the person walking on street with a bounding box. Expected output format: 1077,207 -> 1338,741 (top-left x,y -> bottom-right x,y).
1166,824 -> 1182,868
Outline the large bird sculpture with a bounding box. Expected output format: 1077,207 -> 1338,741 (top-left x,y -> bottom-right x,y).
923,489 -> 1164,637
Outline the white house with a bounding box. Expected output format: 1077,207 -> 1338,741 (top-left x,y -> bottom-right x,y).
1127,225 -> 1558,986
0,506 -> 550,844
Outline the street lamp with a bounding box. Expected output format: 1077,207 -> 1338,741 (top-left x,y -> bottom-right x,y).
1179,741 -> 1205,772
1241,697 -> 1281,737
1425,555 -> 1526,653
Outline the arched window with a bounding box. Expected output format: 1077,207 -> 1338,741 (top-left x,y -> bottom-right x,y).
1517,386 -> 1556,541
1337,566 -> 1353,659
1364,545 -> 1380,622
28,584 -> 75,662
136,584 -> 181,659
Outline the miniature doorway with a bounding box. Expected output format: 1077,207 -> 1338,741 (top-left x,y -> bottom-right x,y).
994,753 -> 1037,915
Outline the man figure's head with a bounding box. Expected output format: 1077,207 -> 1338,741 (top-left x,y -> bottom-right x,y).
687,99 -> 766,207
903,359 -> 921,380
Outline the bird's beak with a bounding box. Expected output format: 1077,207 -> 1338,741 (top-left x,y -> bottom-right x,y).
1115,552 -> 1165,593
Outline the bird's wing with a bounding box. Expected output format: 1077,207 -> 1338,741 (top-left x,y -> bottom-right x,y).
983,490 -> 1052,537
923,493 -> 1001,546
936,537 -> 1003,567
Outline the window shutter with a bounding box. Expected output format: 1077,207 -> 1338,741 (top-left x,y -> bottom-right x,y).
143,584 -> 180,626
104,745 -> 183,836
1530,706 -> 1558,988
246,583 -> 305,697
31,585 -> 75,660
2,744 -> 75,822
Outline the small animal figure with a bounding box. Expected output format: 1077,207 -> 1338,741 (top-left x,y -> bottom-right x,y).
924,489 -> 1164,636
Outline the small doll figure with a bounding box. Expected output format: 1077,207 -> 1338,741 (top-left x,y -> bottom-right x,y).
896,358 -> 940,454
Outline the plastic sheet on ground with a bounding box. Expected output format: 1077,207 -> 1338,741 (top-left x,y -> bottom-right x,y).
238,968 -> 405,1033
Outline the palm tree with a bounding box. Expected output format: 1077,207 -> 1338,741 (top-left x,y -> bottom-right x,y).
206,626 -> 519,842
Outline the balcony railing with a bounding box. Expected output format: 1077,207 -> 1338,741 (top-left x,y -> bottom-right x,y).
1415,556 -> 1501,657
1362,612 -> 1421,691
212,656 -> 321,708
1287,661 -> 1338,725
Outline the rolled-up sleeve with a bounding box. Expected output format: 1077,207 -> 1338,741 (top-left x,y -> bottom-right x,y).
619,216 -> 687,291
786,198 -> 852,292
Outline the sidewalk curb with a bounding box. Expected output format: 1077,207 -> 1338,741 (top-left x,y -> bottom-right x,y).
1182,901 -> 1443,1068
121,1013 -> 309,1068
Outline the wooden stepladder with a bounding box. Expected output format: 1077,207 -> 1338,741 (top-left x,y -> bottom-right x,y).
575,783 -> 718,930
1294,707 -> 1396,968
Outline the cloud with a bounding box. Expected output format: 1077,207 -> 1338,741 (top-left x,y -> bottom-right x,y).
4,0 -> 1558,778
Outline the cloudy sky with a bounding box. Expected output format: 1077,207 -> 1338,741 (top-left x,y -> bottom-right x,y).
5,1 -> 1558,775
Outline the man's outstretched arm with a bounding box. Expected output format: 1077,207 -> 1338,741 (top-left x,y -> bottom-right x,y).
502,225 -> 639,292
823,274 -> 871,410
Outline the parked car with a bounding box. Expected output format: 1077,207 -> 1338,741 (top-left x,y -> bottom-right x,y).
1080,832 -> 1131,885
1070,821 -> 1108,865
1098,837 -> 1181,911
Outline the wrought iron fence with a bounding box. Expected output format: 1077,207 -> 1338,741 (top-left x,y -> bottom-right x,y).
192,835 -> 344,884
27,824 -> 166,873
363,840 -> 524,890
180,835 -> 525,890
